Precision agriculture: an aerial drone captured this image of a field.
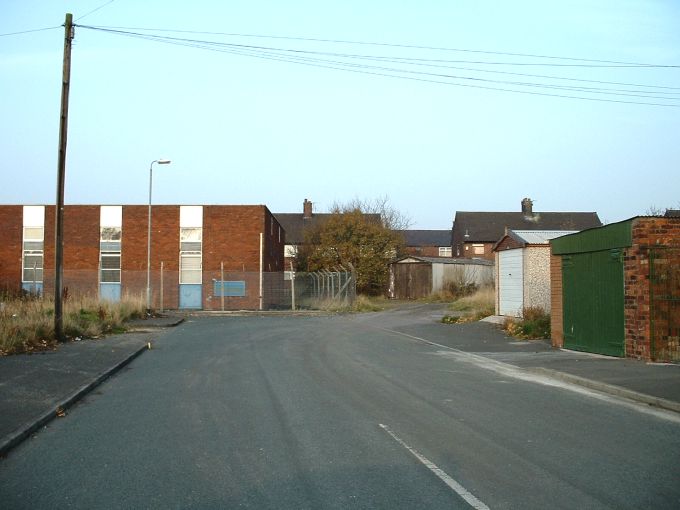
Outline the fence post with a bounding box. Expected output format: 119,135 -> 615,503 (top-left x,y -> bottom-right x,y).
290,262 -> 296,311
160,261 -> 164,312
259,233 -> 264,310
221,261 -> 225,312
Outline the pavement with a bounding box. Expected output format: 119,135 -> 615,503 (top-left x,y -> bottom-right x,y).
0,313 -> 184,457
1,307 -> 679,459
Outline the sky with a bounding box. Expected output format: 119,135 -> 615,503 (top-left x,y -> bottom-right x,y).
1,1 -> 679,228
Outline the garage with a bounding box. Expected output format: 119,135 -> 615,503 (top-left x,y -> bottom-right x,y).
498,249 -> 523,316
494,230 -> 576,318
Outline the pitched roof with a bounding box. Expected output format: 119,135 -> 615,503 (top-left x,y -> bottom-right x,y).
274,212 -> 382,244
493,229 -> 578,251
274,213 -> 332,244
453,211 -> 602,245
398,229 -> 452,247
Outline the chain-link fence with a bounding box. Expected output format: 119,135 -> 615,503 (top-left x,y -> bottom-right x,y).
14,267 -> 356,311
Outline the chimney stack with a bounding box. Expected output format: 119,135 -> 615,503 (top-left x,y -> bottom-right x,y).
303,199 -> 313,219
521,198 -> 533,217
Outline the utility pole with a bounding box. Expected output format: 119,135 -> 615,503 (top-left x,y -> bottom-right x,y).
55,13 -> 74,342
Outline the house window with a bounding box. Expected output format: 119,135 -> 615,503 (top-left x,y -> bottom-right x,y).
473,243 -> 485,255
439,246 -> 452,257
100,206 -> 122,284
285,244 -> 298,258
22,206 -> 45,290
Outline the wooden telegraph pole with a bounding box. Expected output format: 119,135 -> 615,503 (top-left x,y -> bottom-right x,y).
55,13 -> 74,342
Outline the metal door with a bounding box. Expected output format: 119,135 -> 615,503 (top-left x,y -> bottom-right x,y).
499,249 -> 523,316
562,249 -> 624,357
99,283 -> 121,302
179,284 -> 202,309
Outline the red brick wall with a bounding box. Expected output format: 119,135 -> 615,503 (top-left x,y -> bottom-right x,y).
404,246 -> 445,257
200,205 -> 284,310
64,206 -> 100,296
122,205 -> 180,309
0,206 -> 24,292
462,242 -> 494,260
550,252 -> 563,348
0,204 -> 285,310
203,205 -> 264,310
42,206 -> 55,295
625,217 -> 680,361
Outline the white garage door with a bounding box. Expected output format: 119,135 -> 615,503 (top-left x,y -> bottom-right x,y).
499,249 -> 523,317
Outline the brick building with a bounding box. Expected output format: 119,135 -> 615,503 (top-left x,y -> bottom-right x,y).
452,198 -> 602,260
0,204 -> 285,310
550,216 -> 680,361
398,230 -> 452,258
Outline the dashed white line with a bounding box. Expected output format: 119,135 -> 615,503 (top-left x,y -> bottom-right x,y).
379,423 -> 491,510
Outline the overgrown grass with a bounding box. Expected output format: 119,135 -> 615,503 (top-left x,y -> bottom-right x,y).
0,293 -> 146,356
307,294 -> 392,313
442,287 -> 495,324
503,306 -> 551,339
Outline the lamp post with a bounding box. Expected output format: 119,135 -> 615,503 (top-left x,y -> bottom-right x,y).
147,158 -> 171,313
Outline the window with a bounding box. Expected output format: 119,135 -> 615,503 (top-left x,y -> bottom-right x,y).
439,246 -> 452,257
100,227 -> 121,283
473,243 -> 485,255
100,206 -> 122,284
180,252 -> 202,283
180,227 -> 202,284
284,244 -> 298,258
179,206 -> 203,286
22,206 -> 45,288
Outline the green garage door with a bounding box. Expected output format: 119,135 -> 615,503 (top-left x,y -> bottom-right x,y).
562,249 -> 625,357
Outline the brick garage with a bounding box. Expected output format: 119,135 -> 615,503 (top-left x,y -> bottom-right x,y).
550,216 -> 680,361
0,204 -> 284,310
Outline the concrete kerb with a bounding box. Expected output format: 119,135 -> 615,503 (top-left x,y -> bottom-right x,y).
526,367 -> 680,414
0,343 -> 150,458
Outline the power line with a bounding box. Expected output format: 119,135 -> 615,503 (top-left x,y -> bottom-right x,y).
0,26 -> 60,37
79,24 -> 679,68
75,25 -> 680,107
82,25 -> 680,93
75,1 -> 116,22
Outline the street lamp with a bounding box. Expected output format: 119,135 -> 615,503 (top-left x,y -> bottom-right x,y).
147,158 -> 171,313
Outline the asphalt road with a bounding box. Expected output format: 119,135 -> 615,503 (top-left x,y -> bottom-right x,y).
1,311 -> 679,509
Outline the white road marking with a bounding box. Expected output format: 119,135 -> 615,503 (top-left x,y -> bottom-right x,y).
375,327 -> 680,425
379,423 -> 491,510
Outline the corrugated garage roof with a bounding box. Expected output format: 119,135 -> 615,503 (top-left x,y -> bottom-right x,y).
511,230 -> 578,245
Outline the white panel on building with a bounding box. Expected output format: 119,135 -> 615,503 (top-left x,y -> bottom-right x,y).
499,249 -> 524,316
100,205 -> 122,227
180,206 -> 203,228
23,206 -> 45,227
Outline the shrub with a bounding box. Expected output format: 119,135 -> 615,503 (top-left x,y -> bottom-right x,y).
504,306 -> 551,339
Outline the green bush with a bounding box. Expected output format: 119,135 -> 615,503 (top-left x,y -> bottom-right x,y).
504,306 -> 551,339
